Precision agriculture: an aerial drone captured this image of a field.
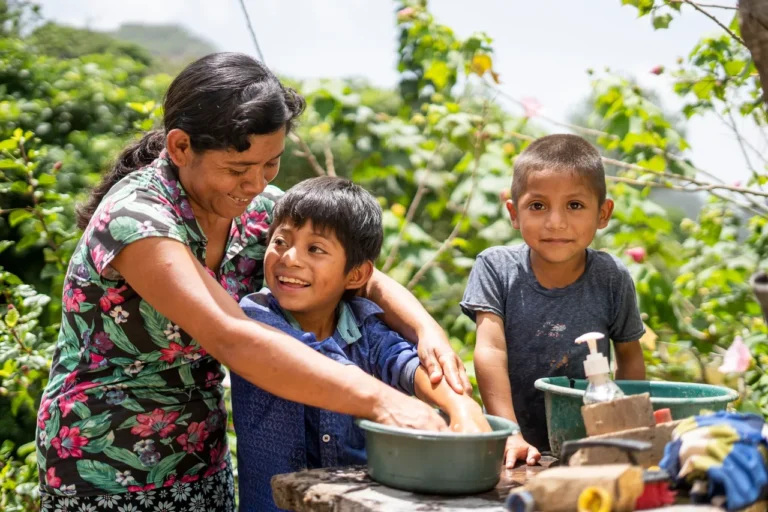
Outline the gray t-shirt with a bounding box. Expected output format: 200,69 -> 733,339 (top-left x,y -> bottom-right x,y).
460,244 -> 645,451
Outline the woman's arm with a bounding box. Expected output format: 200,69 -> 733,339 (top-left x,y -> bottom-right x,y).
111,237 -> 447,431
364,269 -> 471,393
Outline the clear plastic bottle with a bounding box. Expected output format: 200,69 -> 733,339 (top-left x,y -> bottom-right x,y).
575,332 -> 625,405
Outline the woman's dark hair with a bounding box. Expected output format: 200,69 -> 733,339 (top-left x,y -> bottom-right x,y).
76,52 -> 306,229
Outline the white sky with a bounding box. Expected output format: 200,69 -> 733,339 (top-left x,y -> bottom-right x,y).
37,0 -> 766,184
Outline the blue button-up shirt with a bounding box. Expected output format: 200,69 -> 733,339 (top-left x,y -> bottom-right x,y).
231,290 -> 421,512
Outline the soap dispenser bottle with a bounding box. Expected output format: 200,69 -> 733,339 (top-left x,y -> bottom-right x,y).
575,332 -> 625,405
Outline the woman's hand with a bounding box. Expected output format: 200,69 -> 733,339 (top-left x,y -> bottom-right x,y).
417,326 -> 473,394
371,384 -> 449,431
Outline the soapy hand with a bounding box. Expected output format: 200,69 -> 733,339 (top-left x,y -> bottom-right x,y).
504,434 -> 541,467
448,401 -> 493,433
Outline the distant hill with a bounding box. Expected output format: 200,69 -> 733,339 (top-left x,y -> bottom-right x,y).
111,23 -> 217,72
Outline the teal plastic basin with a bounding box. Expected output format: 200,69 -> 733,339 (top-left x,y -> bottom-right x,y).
534,377 -> 739,457
357,414 -> 519,495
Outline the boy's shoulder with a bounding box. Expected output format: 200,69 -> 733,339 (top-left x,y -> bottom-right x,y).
585,249 -> 633,282
476,243 -> 528,267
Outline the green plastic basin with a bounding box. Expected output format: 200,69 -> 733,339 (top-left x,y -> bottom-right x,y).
356,414 -> 519,495
534,377 -> 739,457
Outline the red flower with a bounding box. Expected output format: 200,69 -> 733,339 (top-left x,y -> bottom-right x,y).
99,285 -> 127,312
131,408 -> 180,438
181,474 -> 199,484
89,353 -> 106,370
650,65 -> 665,75
163,473 -> 177,487
128,483 -> 156,493
176,422 -> 209,454
243,210 -> 269,238
625,247 -> 647,264
203,441 -> 229,478
46,467 -> 61,488
159,342 -> 185,364
51,426 -> 89,459
38,397 -> 53,429
62,283 -> 86,313
91,332 -> 114,353
205,372 -> 222,389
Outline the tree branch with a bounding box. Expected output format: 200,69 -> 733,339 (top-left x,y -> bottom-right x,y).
668,0 -> 738,10
237,0 -> 267,63
323,143 -> 336,177
682,0 -> 746,46
382,139 -> 446,273
407,113 -> 487,290
289,133 -> 327,176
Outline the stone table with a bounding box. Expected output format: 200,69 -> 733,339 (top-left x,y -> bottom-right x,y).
271,457 -> 729,512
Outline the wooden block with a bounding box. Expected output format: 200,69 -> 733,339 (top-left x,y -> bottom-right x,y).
581,393 -> 655,436
525,464 -> 644,512
569,420 -> 683,467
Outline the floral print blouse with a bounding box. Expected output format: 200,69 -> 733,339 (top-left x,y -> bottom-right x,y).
36,150 -> 280,497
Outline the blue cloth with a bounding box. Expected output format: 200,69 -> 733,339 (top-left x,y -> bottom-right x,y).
231,290 -> 421,512
660,411 -> 768,511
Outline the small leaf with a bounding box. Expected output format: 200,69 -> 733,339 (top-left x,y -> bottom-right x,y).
424,60 -> 451,90
76,460 -> 124,493
104,445 -> 146,470
147,452 -> 186,486
652,13 -> 673,30
8,209 -> 33,227
0,240 -> 14,254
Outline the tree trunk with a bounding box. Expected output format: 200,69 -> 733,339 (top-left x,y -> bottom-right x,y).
740,0 -> 768,109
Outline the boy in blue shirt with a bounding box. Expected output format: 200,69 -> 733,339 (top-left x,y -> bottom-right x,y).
461,134 -> 647,468
232,177 -> 490,512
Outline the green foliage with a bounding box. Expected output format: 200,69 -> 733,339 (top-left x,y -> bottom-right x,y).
1,1 -> 768,510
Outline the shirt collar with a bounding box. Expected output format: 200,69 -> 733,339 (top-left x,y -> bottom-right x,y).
265,290 -> 383,345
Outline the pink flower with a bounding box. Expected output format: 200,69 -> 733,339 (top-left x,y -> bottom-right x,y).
650,65 -> 665,75
243,210 -> 269,238
99,285 -> 127,312
91,332 -> 114,353
203,441 -> 229,478
38,397 -> 53,429
94,208 -> 111,232
131,408 -> 180,438
732,180 -> 742,188
46,467 -> 61,488
177,199 -> 195,220
128,483 -> 156,493
62,283 -> 86,313
521,97 -> 543,118
58,374 -> 97,417
625,247 -> 647,263
89,353 -> 107,370
719,336 -> 751,373
90,244 -> 107,271
59,391 -> 88,417
220,272 -> 241,299
205,371 -> 222,389
51,426 -> 89,459
237,257 -> 257,275
181,474 -> 199,484
176,422 -> 210,454
160,342 -> 205,364
397,6 -> 416,21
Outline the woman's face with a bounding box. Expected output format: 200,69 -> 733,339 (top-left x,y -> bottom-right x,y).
175,127 -> 286,220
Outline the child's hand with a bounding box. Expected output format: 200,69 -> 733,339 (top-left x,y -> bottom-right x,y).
447,400 -> 492,433
504,434 -> 541,467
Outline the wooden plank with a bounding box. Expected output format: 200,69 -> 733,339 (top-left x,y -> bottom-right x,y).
581,393 -> 655,437
569,420 -> 683,468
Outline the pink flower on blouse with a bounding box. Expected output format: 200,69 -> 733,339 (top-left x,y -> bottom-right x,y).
38,397 -> 53,429
99,285 -> 127,312
62,282 -> 86,313
131,408 -> 180,438
46,467 -> 62,488
51,426 -> 89,459
90,243 -> 108,271
243,210 -> 269,238
176,422 -> 210,454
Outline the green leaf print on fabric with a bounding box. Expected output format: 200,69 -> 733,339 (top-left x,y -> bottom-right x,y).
72,411 -> 112,439
110,190 -> 138,214
117,415 -> 139,430
108,216 -> 143,243
130,389 -> 178,405
185,462 -> 207,476
139,300 -> 171,349
72,402 -> 91,420
44,407 -> 60,451
103,445 -> 146,471
76,460 -> 125,494
101,314 -> 141,356
179,364 -> 194,387
119,398 -> 144,412
147,452 -> 186,486
82,431 -> 115,454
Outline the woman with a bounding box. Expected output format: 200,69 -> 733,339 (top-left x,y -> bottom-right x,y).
36,53 -> 470,512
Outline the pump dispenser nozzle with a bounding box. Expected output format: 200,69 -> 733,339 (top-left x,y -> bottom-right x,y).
575,332 -> 609,377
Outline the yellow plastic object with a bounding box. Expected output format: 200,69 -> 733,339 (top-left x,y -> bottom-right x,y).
577,487 -> 612,512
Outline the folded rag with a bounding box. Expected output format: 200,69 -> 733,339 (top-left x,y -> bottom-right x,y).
660,411 -> 768,511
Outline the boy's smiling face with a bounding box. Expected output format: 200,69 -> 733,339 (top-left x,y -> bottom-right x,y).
264,220 -> 371,317
507,169 -> 614,266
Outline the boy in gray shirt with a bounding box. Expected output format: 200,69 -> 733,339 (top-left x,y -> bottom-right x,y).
461,134 -> 646,467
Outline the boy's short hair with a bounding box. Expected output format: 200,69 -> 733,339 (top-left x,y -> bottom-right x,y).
269,176 -> 383,273
511,134 -> 606,205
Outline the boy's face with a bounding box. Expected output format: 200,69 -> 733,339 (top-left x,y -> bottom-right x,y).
264,220 -> 372,315
506,169 -> 614,265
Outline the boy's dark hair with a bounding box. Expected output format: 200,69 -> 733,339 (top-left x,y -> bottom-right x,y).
511,134 -> 606,205
270,177 -> 383,273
